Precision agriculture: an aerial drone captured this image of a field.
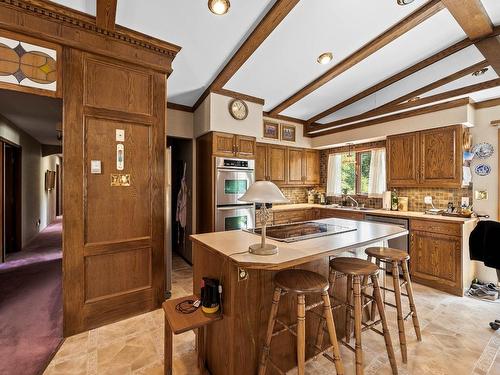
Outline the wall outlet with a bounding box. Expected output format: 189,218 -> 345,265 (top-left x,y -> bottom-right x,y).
238,267 -> 248,281
424,196 -> 433,205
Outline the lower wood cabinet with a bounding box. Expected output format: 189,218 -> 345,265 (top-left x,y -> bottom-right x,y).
319,208 -> 365,221
409,219 -> 463,296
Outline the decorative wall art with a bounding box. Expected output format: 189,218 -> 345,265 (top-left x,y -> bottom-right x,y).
471,142 -> 494,159
281,124 -> 296,142
474,164 -> 491,177
263,121 -> 279,140
0,34 -> 58,93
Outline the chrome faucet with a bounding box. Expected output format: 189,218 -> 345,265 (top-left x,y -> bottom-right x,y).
347,195 -> 359,208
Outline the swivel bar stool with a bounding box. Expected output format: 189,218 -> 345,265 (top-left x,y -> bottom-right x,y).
258,269 -> 344,375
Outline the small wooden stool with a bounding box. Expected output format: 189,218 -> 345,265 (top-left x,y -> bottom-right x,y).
365,247 -> 422,363
162,295 -> 222,375
258,269 -> 344,375
329,257 -> 398,375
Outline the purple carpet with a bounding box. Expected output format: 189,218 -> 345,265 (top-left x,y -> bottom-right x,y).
0,219 -> 63,375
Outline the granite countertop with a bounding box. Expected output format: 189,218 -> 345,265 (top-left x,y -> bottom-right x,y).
190,218 -> 408,270
270,203 -> 477,223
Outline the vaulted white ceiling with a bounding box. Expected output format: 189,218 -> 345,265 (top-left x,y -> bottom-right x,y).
50,0 -> 500,134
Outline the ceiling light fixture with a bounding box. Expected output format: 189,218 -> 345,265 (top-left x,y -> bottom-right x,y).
408,96 -> 420,102
208,0 -> 230,15
472,67 -> 489,77
397,0 -> 415,5
317,52 -> 333,65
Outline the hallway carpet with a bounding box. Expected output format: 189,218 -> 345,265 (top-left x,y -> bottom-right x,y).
0,219 -> 63,375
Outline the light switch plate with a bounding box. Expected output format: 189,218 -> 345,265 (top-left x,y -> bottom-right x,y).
475,190 -> 488,200
424,196 -> 433,205
90,160 -> 101,174
116,129 -> 125,142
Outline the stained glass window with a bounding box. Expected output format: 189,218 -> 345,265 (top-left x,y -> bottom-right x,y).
0,35 -> 57,92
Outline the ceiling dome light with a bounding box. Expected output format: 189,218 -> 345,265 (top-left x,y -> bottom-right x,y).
472,67 -> 489,77
317,52 -> 333,65
397,0 -> 415,5
208,0 -> 230,15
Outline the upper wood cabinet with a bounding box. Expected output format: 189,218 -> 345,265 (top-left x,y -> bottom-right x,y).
387,125 -> 463,188
303,149 -> 320,185
287,148 -> 305,185
211,132 -> 256,159
255,143 -> 320,187
386,132 -> 420,186
420,126 -> 462,187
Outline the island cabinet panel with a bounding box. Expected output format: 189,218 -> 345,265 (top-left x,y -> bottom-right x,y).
273,209 -> 310,225
319,208 -> 365,221
420,126 -> 462,187
192,243 -> 350,375
287,147 -> 305,185
303,149 -> 320,185
386,132 -> 420,187
255,143 -> 268,181
409,219 -> 463,296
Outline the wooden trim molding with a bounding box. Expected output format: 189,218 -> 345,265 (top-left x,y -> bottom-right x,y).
269,0 -> 444,115
212,89 -> 265,106
193,0 -> 300,110
474,97 -> 500,109
311,78 -> 500,133
306,38 -> 475,124
442,0 -> 493,40
263,111 -> 306,125
0,0 -> 181,72
167,102 -> 194,113
309,98 -> 472,137
325,140 -> 386,154
96,0 -> 117,31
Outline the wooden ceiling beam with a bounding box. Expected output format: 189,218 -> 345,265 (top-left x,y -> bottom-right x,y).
268,0 -> 444,115
306,38 -> 473,124
309,98 -> 472,137
442,0 -> 493,40
310,62 -> 491,132
309,78 -> 500,135
192,0 -> 300,111
475,34 -> 500,75
96,0 -> 117,30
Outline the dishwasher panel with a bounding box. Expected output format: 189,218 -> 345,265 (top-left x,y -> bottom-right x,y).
364,214 -> 409,252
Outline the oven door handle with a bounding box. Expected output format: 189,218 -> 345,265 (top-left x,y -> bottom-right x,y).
216,205 -> 254,211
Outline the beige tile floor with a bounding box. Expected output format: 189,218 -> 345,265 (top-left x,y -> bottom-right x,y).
44,256 -> 500,375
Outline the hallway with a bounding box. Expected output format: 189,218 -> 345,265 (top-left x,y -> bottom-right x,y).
0,218 -> 63,375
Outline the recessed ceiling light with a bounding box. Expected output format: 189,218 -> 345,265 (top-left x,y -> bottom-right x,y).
472,67 -> 489,77
317,52 -> 333,65
397,0 -> 415,5
208,0 -> 230,15
408,96 -> 420,102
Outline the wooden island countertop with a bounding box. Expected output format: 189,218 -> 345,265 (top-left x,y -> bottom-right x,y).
189,218 -> 407,375
190,218 -> 408,270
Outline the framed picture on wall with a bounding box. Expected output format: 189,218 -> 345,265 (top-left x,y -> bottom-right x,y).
281,124 -> 296,142
263,121 -> 279,140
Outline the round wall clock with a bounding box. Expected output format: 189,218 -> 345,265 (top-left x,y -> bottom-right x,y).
229,99 -> 248,120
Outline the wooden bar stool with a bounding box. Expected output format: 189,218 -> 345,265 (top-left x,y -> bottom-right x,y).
328,257 -> 398,375
365,247 -> 422,364
258,269 -> 344,375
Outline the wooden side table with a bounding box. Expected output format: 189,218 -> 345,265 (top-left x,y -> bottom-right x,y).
162,295 -> 222,375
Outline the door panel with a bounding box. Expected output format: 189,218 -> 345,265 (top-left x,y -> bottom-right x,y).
303,150 -> 320,185
63,49 -> 165,335
235,135 -> 255,158
255,143 -> 267,181
269,145 -> 287,185
212,132 -> 235,156
386,132 -> 419,186
287,148 -> 303,185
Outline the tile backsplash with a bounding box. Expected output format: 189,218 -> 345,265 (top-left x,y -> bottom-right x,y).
394,187 -> 472,212
280,187 -> 315,204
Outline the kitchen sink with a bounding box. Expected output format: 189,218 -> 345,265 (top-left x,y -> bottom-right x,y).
324,205 -> 375,211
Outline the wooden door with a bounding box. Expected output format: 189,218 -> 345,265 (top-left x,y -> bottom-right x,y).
287,148 -> 304,185
303,149 -> 320,185
63,49 -> 166,335
386,132 -> 420,186
212,132 -> 235,157
255,143 -> 268,181
410,231 -> 462,295
235,135 -> 255,158
420,125 -> 462,188
3,143 -> 21,255
269,145 -> 287,185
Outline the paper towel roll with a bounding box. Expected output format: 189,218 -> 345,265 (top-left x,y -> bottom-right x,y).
382,191 -> 392,210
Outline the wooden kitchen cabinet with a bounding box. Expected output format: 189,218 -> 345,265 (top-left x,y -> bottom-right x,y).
303,149 -> 320,185
255,144 -> 287,185
319,208 -> 364,221
273,209 -> 310,225
287,148 -> 304,185
255,143 -> 268,181
211,132 -> 256,158
386,125 -> 463,188
419,125 -> 462,187
409,219 -> 462,296
386,132 -> 420,186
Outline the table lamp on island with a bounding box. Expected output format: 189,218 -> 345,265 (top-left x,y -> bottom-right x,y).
238,181 -> 289,255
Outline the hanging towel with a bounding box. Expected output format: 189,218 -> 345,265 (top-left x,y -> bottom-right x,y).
469,220 -> 500,269
176,162 -> 188,229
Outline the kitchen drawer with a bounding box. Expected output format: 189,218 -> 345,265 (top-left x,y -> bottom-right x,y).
273,209 -> 309,225
320,209 -> 364,221
410,219 -> 461,237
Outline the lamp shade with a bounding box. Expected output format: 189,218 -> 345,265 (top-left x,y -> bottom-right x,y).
238,181 -> 289,204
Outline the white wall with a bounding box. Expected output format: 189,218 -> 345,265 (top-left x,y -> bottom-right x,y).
40,154 -> 60,229
470,105 -> 500,283
167,108 -> 194,139
0,116 -> 57,246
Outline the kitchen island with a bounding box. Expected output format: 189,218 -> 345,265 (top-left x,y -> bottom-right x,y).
190,218 -> 407,375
